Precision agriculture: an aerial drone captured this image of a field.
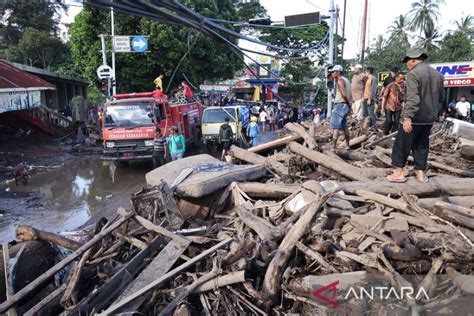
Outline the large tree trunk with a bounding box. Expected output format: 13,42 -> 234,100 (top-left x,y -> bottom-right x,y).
229,145 -> 288,175
340,176 -> 474,197
262,193 -> 331,303
285,123 -> 317,150
237,182 -> 299,199
288,142 -> 384,180
248,134 -> 301,153
419,196 -> 474,210
338,134 -> 368,149
16,226 -> 83,251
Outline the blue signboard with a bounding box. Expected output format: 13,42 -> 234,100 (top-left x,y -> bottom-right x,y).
131,36 -> 148,53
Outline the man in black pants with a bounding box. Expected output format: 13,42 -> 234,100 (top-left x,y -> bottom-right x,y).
387,48 -> 444,183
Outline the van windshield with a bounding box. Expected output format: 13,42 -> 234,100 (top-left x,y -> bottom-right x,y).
203,108 -> 237,123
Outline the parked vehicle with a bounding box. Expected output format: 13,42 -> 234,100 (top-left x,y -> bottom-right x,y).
102,92 -> 202,163
201,105 -> 249,149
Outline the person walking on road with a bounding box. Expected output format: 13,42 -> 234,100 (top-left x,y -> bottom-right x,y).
219,117 -> 234,160
363,66 -> 378,130
382,73 -> 405,135
152,128 -> 167,168
259,108 -> 268,132
247,116 -> 260,147
351,64 -> 365,120
388,48 -> 444,183
168,126 -> 185,161
328,65 -> 352,149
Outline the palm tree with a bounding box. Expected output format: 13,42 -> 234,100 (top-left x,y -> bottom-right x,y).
372,35 -> 386,51
388,15 -> 409,43
417,23 -> 441,51
408,0 -> 444,34
454,14 -> 473,39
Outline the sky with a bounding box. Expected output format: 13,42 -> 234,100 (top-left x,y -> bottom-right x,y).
60,0 -> 471,60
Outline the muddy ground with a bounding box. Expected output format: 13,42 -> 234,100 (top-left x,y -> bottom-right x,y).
0,131 -> 278,242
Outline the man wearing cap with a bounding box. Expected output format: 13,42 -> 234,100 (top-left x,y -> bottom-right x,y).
329,65 -> 352,149
388,48 -> 444,183
351,64 -> 365,120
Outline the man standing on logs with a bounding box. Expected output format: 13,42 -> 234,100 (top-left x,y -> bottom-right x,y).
388,48 -> 444,183
328,65 -> 352,149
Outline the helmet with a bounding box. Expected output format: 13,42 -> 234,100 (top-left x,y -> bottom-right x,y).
251,116 -> 258,122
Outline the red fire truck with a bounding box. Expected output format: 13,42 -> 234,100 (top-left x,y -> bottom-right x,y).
101,91 -> 203,162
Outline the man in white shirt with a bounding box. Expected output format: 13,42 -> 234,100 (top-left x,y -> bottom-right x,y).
259,109 -> 268,132
455,96 -> 471,120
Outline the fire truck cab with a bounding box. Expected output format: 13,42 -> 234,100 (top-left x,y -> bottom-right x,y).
102,91 -> 202,162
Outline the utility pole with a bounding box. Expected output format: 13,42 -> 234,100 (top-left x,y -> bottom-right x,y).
360,0 -> 369,65
334,5 -> 339,63
327,0 -> 335,118
341,0 -> 347,59
111,7 -> 117,95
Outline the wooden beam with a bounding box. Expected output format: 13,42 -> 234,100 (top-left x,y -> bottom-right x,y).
97,238 -> 233,315
229,145 -> 288,175
247,134 -> 301,153
0,211 -> 134,313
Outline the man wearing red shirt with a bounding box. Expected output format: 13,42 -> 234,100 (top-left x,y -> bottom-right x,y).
182,81 -> 193,98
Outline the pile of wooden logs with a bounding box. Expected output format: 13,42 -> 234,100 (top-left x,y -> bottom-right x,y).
1,121 -> 473,315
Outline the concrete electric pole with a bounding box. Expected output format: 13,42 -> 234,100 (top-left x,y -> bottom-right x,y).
111,7 -> 117,95
327,0 -> 335,118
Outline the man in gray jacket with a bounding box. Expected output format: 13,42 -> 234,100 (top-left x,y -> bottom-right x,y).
388,48 -> 444,183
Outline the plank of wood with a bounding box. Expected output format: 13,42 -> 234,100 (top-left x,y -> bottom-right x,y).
0,212 -> 134,313
3,243 -> 16,316
289,142 -> 382,181
70,235 -> 166,314
340,176 -> 474,197
247,134 -> 301,153
112,238 -> 191,314
229,145 -> 288,175
238,182 -> 299,199
295,241 -> 337,273
23,284 -> 67,316
97,238 -> 233,315
285,123 -> 317,150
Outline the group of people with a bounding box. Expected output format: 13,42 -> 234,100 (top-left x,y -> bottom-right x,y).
152,126 -> 186,168
328,48 -> 445,184
153,74 -> 194,101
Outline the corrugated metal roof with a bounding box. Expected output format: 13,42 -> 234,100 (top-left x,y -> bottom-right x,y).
0,59 -> 56,90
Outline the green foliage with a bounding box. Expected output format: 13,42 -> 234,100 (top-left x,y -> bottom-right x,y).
365,38 -> 410,72
408,0 -> 443,35
86,85 -> 106,104
0,0 -> 65,46
430,30 -> 473,62
259,24 -> 329,102
236,1 -> 267,21
70,2 -> 243,93
4,28 -> 67,69
388,15 -> 409,44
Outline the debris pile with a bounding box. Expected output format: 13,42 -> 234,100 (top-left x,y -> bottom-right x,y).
1,120 -> 474,315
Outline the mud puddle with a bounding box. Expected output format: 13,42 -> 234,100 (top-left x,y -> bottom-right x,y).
0,157 -> 151,242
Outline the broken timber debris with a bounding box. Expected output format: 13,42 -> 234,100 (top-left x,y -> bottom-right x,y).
4,121 -> 474,315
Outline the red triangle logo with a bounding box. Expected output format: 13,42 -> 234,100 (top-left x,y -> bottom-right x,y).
312,280 -> 340,308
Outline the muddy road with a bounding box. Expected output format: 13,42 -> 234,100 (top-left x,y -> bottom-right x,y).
0,157 -> 150,242
0,130 -> 279,242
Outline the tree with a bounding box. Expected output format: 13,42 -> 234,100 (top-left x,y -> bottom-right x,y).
258,24 -> 329,103
388,15 -> 409,44
237,0 -> 268,21
454,14 -> 473,40
365,37 -> 410,72
70,1 -> 244,93
417,23 -> 441,52
408,0 -> 443,35
4,28 -> 67,69
0,0 -> 65,46
430,30 -> 473,62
